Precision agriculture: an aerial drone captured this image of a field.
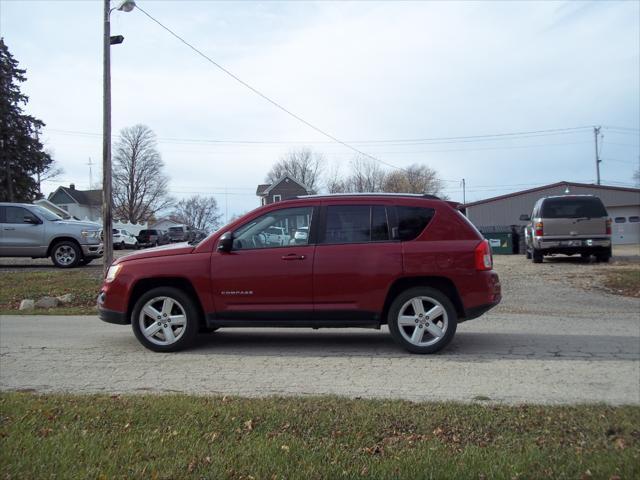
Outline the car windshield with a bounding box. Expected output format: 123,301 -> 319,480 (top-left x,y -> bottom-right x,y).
541,197 -> 607,218
32,205 -> 64,221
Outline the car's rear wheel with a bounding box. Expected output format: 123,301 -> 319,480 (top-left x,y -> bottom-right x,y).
131,287 -> 199,352
388,287 -> 457,354
532,248 -> 543,263
525,249 -> 532,259
596,248 -> 611,263
51,241 -> 81,268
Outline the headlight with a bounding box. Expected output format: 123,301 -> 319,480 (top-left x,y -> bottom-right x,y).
105,264 -> 122,283
81,229 -> 100,239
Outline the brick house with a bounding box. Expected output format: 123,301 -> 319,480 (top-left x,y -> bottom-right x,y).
256,175 -> 311,206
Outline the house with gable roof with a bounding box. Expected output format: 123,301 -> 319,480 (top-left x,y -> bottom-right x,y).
256,175 -> 312,206
48,183 -> 102,221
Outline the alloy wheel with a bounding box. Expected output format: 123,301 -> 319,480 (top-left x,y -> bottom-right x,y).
138,296 -> 187,346
54,245 -> 77,266
396,296 -> 448,347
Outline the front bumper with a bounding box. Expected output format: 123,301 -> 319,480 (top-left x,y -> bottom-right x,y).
82,243 -> 104,257
98,306 -> 128,324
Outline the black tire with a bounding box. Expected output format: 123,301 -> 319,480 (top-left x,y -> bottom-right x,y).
387,286 -> 457,354
51,240 -> 82,268
120,241 -> 126,250
532,248 -> 543,263
525,249 -> 532,259
131,287 -> 200,352
581,253 -> 591,261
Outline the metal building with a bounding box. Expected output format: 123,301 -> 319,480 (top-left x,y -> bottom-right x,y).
464,181 -> 640,245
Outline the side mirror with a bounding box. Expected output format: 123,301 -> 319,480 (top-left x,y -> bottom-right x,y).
24,216 -> 41,225
217,231 -> 233,252
519,214 -> 531,221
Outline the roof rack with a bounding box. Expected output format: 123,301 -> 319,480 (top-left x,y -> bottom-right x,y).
295,193 -> 441,200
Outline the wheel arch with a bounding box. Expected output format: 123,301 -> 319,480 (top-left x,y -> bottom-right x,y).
126,277 -> 205,327
382,276 -> 465,323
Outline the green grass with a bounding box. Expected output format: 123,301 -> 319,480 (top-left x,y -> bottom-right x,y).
1,393 -> 638,479
0,270 -> 101,315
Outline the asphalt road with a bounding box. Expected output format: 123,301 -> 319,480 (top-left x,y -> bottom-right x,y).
0,252 -> 638,404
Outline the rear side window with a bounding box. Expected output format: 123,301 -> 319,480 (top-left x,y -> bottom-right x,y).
396,206 -> 435,241
629,216 -> 639,223
541,197 -> 607,219
614,217 -> 626,223
323,205 -> 390,244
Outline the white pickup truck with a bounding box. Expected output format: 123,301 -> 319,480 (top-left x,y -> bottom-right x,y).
0,202 -> 103,268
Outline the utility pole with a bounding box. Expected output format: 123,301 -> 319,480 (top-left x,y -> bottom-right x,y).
461,178 -> 466,205
87,157 -> 93,189
594,126 -> 602,185
102,0 -> 113,276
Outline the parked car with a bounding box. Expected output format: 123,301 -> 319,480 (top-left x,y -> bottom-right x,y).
168,225 -> 193,243
265,226 -> 289,246
99,194 -> 501,354
136,229 -> 170,248
112,229 -> 138,249
0,202 -> 103,268
521,195 -> 612,263
290,226 -> 309,244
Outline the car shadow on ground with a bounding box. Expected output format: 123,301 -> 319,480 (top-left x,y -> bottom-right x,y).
178,329 -> 639,361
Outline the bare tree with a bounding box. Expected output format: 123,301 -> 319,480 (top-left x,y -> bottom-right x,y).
172,195 -> 222,233
35,150 -> 63,198
266,147 -> 324,192
382,163 -> 444,196
343,156 -> 387,192
324,161 -> 347,193
113,125 -> 172,224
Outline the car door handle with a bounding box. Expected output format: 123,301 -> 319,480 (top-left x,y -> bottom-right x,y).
281,254 -> 305,260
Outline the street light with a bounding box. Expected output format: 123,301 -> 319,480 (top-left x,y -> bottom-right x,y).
103,0 -> 135,276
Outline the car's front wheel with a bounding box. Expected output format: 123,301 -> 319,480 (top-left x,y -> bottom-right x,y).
131,287 -> 199,352
388,287 -> 457,354
51,241 -> 81,268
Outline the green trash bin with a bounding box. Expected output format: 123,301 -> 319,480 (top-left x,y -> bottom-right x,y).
484,233 -> 513,255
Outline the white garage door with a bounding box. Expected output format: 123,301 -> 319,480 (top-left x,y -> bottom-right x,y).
608,205 -> 640,245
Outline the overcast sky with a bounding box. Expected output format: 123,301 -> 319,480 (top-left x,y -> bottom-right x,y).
1,0 -> 639,220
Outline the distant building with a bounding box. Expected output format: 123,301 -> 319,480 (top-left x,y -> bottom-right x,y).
463,181 -> 640,245
256,175 -> 311,206
48,184 -> 101,221
151,217 -> 182,231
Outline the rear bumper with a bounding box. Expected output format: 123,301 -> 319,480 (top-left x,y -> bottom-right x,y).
535,237 -> 610,250
463,302 -> 499,321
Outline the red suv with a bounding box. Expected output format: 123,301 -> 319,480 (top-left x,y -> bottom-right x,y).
98,194 -> 501,354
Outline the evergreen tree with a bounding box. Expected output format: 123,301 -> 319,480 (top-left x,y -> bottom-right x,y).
0,37 -> 53,202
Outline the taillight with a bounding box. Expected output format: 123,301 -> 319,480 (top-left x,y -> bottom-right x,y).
606,218 -> 611,235
475,240 -> 493,271
535,222 -> 544,236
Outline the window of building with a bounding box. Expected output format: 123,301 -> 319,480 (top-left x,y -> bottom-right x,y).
273,194 -> 282,203
396,206 -> 435,241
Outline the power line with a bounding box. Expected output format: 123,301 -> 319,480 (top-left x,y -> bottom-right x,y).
134,4 -> 407,173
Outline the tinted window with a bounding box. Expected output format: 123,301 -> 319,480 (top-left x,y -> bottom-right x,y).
5,207 -> 37,224
614,217 -> 626,223
629,216 -> 639,223
323,206 -> 390,244
233,207 -> 312,250
112,229 -> 119,234
541,197 -> 607,218
396,206 -> 435,241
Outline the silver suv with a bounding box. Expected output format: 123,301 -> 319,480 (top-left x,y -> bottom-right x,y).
521,195 -> 612,263
0,203 -> 103,268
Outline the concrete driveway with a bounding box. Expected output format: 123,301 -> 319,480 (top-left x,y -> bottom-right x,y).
1,252 -> 639,404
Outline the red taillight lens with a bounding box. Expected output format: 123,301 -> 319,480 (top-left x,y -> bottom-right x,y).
475,240 -> 493,271
606,218 -> 612,235
535,222 -> 544,236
